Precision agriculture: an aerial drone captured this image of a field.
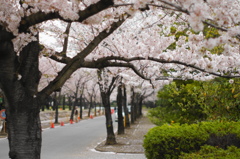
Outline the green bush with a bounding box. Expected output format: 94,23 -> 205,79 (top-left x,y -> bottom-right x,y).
143,121 -> 240,159
143,123 -> 208,159
154,81 -> 208,125
153,78 -> 240,125
180,145 -> 240,159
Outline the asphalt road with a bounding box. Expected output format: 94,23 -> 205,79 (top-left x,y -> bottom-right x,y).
0,115 -> 146,159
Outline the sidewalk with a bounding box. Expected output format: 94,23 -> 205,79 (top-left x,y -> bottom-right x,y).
95,114 -> 156,154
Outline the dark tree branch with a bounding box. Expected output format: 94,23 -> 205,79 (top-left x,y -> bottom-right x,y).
43,23 -> 72,63
47,53 -> 71,63
148,4 -> 186,14
97,68 -> 120,95
109,75 -> 120,95
141,90 -> 155,100
203,21 -> 240,40
19,0 -> 114,32
20,11 -> 63,32
81,60 -> 151,81
38,16 -> 126,98
149,1 -> 190,14
48,14 -> 128,65
61,22 -> 72,57
82,56 -> 240,78
146,57 -> 240,78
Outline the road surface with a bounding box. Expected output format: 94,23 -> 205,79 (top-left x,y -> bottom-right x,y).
0,115 -> 146,159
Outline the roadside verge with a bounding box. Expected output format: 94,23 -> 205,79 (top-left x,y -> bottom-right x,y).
95,115 -> 155,154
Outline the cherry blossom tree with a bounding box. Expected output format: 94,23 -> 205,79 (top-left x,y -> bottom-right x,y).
72,70 -> 95,118
85,77 -> 99,117
97,68 -> 121,144
116,81 -> 124,134
0,1 -> 122,158
0,0 -> 239,159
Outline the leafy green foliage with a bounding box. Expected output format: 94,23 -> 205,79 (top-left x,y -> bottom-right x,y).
180,145 -> 240,159
149,80 -> 207,125
201,25 -> 226,55
143,121 -> 240,159
203,25 -> 221,39
202,78 -> 240,121
149,78 -> 240,126
166,26 -> 189,50
143,123 -> 207,159
166,41 -> 176,50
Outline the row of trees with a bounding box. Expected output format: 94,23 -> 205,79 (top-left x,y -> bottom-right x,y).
96,68 -> 155,144
0,0 -> 239,158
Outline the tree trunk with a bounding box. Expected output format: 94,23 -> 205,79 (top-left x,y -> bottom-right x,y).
135,93 -> 140,118
70,98 -> 77,121
133,93 -> 138,121
94,101 -> 97,116
41,105 -> 45,111
139,96 -> 143,116
55,101 -> 59,123
131,103 -> 135,123
134,99 -> 138,121
62,95 -> 66,110
0,32 -> 43,159
7,99 -> 42,159
101,92 -> 116,145
45,96 -> 51,110
131,87 -> 135,124
117,85 -> 124,134
88,97 -> 92,117
54,92 -> 59,124
122,84 -> 130,128
68,96 -> 72,111
79,95 -> 83,119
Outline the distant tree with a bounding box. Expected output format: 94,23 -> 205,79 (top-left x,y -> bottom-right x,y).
117,82 -> 124,134
97,68 -> 120,145
122,84 -> 130,128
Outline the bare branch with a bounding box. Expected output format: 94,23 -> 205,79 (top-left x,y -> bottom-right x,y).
109,75 -> 120,94
113,3 -> 133,7
38,16 -> 127,97
142,90 -> 155,100
97,68 -> 119,95
203,21 -> 228,32
148,4 -> 186,14
149,1 -> 189,14
203,21 -> 240,40
19,0 -> 114,32
82,60 -> 151,81
47,53 -> 71,64
61,22 -> 72,57
83,56 -> 240,79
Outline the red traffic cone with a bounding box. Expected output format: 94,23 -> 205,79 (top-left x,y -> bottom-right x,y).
60,121 -> 64,126
90,115 -> 93,119
70,119 -> 73,124
50,122 -> 55,128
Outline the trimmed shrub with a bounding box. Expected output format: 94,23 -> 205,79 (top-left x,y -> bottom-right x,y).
180,145 -> 240,159
143,121 -> 240,159
143,123 -> 208,159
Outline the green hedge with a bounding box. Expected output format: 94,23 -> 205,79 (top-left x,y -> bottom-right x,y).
180,145 -> 240,159
143,121 -> 240,159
